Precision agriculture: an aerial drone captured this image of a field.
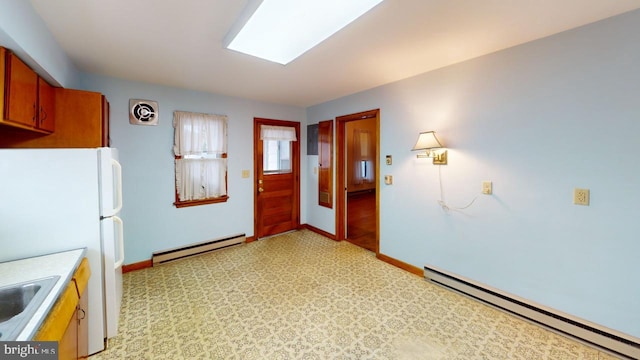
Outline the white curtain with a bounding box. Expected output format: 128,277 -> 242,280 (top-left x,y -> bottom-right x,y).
174,111 -> 227,155
175,158 -> 227,200
260,125 -> 297,141
353,129 -> 373,185
173,111 -> 227,201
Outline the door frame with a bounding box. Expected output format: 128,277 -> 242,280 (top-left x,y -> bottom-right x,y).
253,118 -> 301,239
336,109 -> 380,253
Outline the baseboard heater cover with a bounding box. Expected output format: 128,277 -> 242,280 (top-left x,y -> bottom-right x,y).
152,234 -> 245,265
423,265 -> 640,360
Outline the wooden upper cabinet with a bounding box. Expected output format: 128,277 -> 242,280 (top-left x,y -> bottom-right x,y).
4,51 -> 38,128
0,47 -> 111,148
14,88 -> 107,148
0,86 -> 109,148
0,47 -> 55,134
57,89 -> 109,148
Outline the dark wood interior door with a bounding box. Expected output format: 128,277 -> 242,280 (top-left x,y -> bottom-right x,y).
254,118 -> 300,239
336,109 -> 380,253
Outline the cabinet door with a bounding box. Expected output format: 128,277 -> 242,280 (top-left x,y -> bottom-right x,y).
59,305 -> 79,360
37,77 -> 55,132
75,258 -> 90,359
77,291 -> 88,359
5,52 -> 38,127
54,89 -> 104,147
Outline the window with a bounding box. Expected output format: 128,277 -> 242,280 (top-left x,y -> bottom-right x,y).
260,125 -> 296,174
353,129 -> 373,184
173,111 -> 228,207
263,140 -> 291,173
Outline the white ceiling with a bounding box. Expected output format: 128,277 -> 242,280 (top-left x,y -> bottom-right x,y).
29,0 -> 640,107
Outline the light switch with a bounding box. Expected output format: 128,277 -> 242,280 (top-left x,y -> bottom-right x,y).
386,155 -> 392,165
384,175 -> 393,185
242,170 -> 250,178
482,181 -> 492,195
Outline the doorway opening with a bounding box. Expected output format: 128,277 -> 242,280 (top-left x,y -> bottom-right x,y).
336,109 -> 379,253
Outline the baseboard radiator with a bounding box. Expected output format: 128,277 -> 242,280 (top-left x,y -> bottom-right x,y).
424,265 -> 640,359
152,234 -> 245,265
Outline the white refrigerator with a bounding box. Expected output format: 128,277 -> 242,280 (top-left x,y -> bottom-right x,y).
0,147 -> 124,355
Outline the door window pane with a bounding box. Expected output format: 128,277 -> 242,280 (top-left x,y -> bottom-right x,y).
263,140 -> 291,173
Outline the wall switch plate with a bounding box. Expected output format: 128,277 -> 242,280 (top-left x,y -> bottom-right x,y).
241,170 -> 250,178
384,175 -> 393,185
386,155 -> 392,165
482,181 -> 492,195
573,188 -> 590,205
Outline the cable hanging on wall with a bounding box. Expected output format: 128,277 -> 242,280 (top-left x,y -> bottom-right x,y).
437,165 -> 478,212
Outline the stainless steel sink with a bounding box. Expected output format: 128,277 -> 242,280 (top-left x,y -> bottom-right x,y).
0,276 -> 60,340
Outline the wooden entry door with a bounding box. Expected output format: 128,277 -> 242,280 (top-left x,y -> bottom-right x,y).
254,118 -> 300,239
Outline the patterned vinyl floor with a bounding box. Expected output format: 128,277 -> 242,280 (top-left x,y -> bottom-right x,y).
90,230 -> 621,359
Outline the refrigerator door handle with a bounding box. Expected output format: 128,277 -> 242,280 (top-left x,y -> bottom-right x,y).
113,215 -> 125,269
111,159 -> 123,215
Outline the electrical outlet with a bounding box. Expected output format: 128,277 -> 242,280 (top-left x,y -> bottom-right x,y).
384,175 -> 393,185
573,188 -> 590,206
482,181 -> 492,195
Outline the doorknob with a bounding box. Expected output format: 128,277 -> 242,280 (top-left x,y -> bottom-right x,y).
258,187 -> 264,193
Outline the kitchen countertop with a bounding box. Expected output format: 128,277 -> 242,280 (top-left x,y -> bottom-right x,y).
0,248 -> 86,340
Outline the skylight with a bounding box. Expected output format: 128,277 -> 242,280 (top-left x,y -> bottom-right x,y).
224,0 -> 384,65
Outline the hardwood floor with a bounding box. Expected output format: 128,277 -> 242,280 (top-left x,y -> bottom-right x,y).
346,189 -> 376,252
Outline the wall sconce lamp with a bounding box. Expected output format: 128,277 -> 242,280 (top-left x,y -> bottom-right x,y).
412,131 -> 448,165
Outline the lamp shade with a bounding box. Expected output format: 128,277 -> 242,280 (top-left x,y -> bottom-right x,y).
412,131 -> 443,150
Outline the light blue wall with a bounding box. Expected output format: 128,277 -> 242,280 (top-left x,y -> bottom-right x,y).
80,74 -> 306,265
0,0 -> 80,88
305,152 -> 335,234
306,10 -> 640,338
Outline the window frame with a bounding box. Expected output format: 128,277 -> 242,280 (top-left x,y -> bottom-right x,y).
173,111 -> 229,208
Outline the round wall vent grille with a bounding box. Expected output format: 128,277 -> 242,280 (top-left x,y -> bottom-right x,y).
129,99 -> 159,125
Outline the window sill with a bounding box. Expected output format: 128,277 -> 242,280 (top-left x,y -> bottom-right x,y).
174,196 -> 229,208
